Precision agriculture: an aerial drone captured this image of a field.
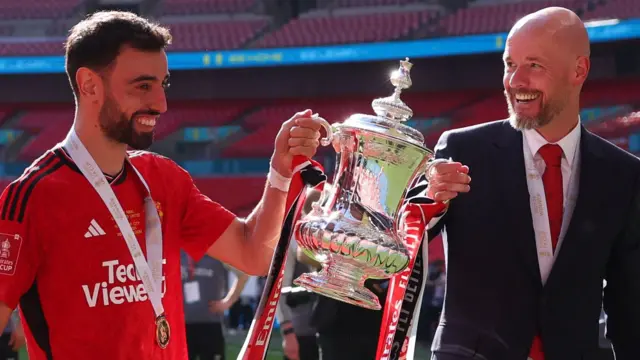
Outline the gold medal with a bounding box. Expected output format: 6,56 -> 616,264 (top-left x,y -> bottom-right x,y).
155,314 -> 170,349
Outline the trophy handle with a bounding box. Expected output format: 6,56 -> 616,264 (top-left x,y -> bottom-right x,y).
311,114 -> 334,147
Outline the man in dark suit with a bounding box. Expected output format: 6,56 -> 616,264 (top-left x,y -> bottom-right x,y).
424,7 -> 640,360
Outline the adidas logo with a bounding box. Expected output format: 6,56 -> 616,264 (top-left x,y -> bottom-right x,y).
85,219 -> 106,238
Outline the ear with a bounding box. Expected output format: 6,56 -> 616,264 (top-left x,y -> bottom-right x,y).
76,67 -> 103,103
573,56 -> 590,85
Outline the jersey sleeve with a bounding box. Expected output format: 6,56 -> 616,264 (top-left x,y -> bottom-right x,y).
0,182 -> 42,310
171,162 -> 238,262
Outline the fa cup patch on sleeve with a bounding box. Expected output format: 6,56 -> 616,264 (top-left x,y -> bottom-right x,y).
0,233 -> 22,276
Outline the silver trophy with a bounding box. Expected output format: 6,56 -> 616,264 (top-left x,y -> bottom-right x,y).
294,58 -> 435,310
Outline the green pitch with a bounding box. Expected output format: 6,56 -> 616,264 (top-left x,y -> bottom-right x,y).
17,330 -> 430,359
16,332 -> 284,360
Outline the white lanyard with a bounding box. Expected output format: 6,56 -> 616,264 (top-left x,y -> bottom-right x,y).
522,139 -> 578,284
63,129 -> 165,319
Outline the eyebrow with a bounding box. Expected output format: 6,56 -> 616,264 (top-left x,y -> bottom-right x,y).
502,56 -> 545,63
129,73 -> 170,84
524,56 -> 544,63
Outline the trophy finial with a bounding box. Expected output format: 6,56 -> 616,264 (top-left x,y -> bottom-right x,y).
371,58 -> 414,122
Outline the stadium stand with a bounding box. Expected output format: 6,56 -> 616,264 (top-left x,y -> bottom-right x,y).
159,0 -> 256,16
0,0 -> 83,20
253,7 -> 440,48
0,0 -> 637,55
2,78 -> 638,165
165,19 -> 270,51
436,0 -> 582,36
581,0 -> 640,21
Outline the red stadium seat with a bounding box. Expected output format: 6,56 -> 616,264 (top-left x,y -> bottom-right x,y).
581,0 -> 640,21
254,10 -> 438,48
193,176 -> 265,211
0,0 -> 82,20
588,111 -> 640,138
437,0 -> 582,36
166,19 -> 270,51
160,0 -> 255,16
334,0 -> 422,7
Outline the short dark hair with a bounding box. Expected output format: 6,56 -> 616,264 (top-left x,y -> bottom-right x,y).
64,11 -> 172,96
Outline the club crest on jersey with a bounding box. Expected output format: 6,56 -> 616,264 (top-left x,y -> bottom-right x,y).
0,233 -> 22,276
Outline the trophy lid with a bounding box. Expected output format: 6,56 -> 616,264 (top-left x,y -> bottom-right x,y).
339,58 -> 425,148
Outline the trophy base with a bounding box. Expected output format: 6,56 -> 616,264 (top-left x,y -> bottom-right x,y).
293,262 -> 381,310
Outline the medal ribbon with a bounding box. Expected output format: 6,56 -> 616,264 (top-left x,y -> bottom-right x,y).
62,129 -> 167,344
238,156 -> 326,360
376,178 -> 447,360
522,139 -> 578,285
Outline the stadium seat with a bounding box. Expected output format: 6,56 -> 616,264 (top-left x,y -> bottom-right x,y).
588,110 -> 640,138
334,0 -> 425,7
0,0 -> 82,20
166,19 -> 270,51
15,108 -> 74,161
160,0 -> 255,16
437,0 -> 582,36
254,10 -> 437,48
0,19 -> 270,56
581,0 -> 640,21
222,90 -> 487,158
193,176 -> 265,212
0,107 -> 13,126
155,101 -> 254,139
0,41 -> 65,56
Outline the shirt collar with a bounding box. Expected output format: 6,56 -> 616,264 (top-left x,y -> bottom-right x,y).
524,120 -> 581,167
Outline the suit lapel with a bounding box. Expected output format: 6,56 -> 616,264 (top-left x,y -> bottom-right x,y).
492,121 -> 542,285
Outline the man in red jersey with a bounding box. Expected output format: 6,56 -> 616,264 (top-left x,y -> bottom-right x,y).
0,10 -> 327,360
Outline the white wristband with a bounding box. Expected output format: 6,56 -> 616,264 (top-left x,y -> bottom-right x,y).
268,167 -> 291,192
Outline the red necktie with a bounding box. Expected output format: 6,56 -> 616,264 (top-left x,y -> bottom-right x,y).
539,143 -> 564,253
529,143 -> 564,360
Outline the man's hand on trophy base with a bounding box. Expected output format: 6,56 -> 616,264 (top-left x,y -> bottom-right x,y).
426,161 -> 471,202
271,109 -> 323,178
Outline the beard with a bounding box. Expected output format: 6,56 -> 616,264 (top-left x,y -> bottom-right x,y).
98,93 -> 157,150
505,90 -> 567,131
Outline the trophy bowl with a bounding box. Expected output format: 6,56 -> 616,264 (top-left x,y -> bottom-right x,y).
293,58 -> 436,310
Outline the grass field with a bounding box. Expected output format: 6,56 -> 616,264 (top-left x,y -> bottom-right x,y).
16,330 -> 285,359
17,329 -> 431,359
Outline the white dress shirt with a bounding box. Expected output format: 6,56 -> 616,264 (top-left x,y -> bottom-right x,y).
523,122 -> 581,208
523,121 -> 581,256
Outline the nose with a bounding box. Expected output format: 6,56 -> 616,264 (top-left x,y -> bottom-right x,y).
508,67 -> 529,90
153,88 -> 168,114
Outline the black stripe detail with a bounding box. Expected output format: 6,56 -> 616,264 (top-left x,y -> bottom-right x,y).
17,160 -> 64,223
55,147 -> 128,186
7,154 -> 58,223
112,164 -> 128,185
20,281 -> 53,360
1,182 -> 18,221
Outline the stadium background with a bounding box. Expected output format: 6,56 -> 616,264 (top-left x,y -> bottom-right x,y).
0,0 -> 639,358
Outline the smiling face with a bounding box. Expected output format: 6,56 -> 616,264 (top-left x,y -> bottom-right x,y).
98,46 -> 169,150
502,26 -> 573,131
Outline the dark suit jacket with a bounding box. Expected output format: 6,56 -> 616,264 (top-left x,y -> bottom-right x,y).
427,120 -> 640,360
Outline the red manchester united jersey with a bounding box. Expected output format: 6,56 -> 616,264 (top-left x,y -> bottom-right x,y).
0,146 -> 236,360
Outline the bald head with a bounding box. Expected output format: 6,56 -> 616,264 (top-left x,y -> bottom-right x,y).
502,7 -> 591,133
510,7 -> 590,58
